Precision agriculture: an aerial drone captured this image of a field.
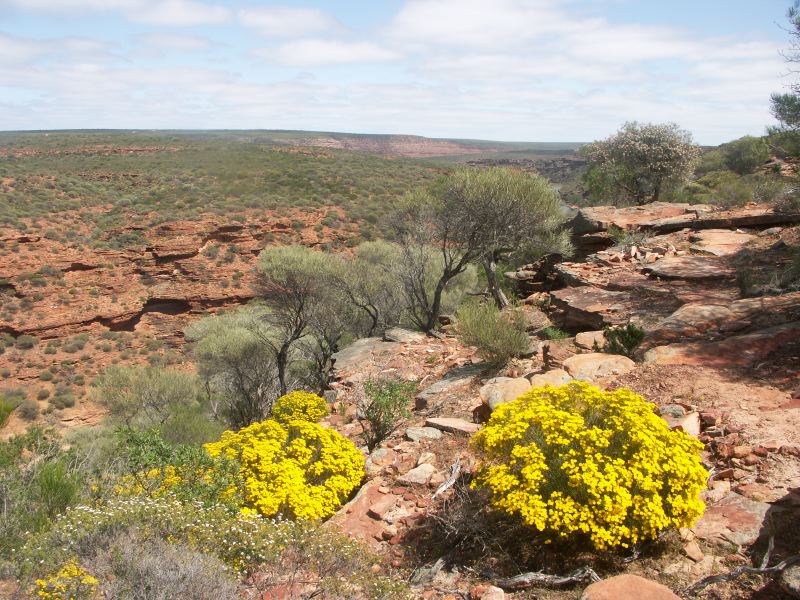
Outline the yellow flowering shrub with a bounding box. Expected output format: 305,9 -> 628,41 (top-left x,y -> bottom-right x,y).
272,391 -> 329,424
471,382 -> 707,549
205,399 -> 363,520
35,559 -> 97,600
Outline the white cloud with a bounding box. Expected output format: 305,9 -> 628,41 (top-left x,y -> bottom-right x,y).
3,0 -> 231,26
263,39 -> 400,67
128,0 -> 230,26
238,7 -> 339,38
137,32 -> 211,51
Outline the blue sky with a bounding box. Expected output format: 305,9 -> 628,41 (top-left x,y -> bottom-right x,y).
0,0 -> 793,143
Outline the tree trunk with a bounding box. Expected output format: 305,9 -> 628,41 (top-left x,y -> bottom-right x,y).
276,343 -> 290,396
651,183 -> 661,203
483,256 -> 509,310
424,277 -> 449,333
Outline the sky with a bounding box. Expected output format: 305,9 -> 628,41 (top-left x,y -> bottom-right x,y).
0,0 -> 795,143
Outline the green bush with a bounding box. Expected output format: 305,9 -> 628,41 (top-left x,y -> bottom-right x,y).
0,397 -> 16,427
15,334 -> 38,350
358,379 -> 416,452
456,301 -> 529,365
597,323 -> 646,359
540,326 -> 570,340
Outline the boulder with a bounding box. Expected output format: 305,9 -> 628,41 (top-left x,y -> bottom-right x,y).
580,574 -> 681,600
527,369 -> 573,387
575,330 -> 606,350
563,353 -> 636,383
479,377 -> 531,410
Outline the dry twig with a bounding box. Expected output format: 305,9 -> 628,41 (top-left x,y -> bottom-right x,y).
495,566 -> 601,590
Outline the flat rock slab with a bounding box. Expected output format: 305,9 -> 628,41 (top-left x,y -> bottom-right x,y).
405,426 -> 443,442
643,322 -> 800,368
384,327 -> 427,343
527,368 -> 573,387
332,337 -> 399,378
644,256 -> 735,281
415,363 -> 483,405
643,291 -> 800,348
689,229 -> 755,257
480,377 -> 531,410
580,574 -> 681,600
563,352 -> 636,382
549,286 -> 633,330
693,492 -> 772,547
568,202 -> 710,235
649,206 -> 800,233
425,417 -> 480,435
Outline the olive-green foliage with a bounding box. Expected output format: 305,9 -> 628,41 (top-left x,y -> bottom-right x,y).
0,399 -> 13,428
256,245 -> 359,392
769,3 -> 800,157
0,428 -> 84,559
94,366 -> 212,443
187,307 -> 293,427
540,326 -> 570,341
456,301 -> 529,365
114,428 -> 243,508
598,323 -> 646,359
359,379 -> 416,452
350,239 -> 479,332
392,168 -> 567,326
719,136 -> 770,175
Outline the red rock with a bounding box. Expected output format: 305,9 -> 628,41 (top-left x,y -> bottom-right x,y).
424,417 -> 480,435
580,574 -> 680,600
732,445 -> 751,459
683,540 -> 704,562
693,492 -> 771,547
716,468 -> 735,479
367,494 -> 397,521
743,454 -> 761,466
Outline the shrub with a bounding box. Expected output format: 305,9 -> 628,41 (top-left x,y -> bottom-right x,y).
19,399 -> 40,420
598,323 -> 646,359
204,412 -> 364,520
471,382 -> 707,549
358,379 -> 415,452
0,397 -> 16,427
19,498 -> 409,599
456,302 -> 529,366
272,390 -> 329,423
34,559 -> 98,600
540,326 -> 570,341
15,334 -> 39,350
